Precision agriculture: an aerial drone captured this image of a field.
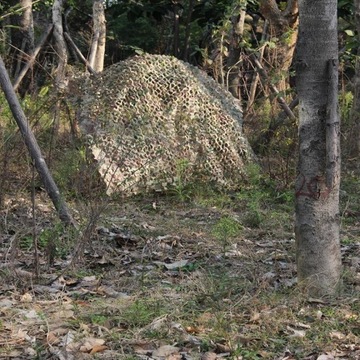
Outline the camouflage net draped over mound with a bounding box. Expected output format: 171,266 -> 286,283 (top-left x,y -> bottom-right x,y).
77,54 -> 253,196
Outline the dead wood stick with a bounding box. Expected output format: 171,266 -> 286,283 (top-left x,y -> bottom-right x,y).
248,52 -> 296,121
64,32 -> 96,75
0,56 -> 77,228
13,24 -> 54,91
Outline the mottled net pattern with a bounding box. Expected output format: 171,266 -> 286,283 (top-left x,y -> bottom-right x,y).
77,54 -> 252,195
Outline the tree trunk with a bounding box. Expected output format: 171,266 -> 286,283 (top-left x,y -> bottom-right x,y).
182,0 -> 196,61
173,1 -> 180,58
351,0 -> 360,156
295,0 -> 341,296
0,56 -> 76,228
52,0 -> 68,91
9,0 -> 34,95
89,0 -> 106,73
13,25 -> 54,91
259,0 -> 298,92
226,3 -> 246,100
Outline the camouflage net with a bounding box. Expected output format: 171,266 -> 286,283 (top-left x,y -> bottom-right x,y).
77,54 -> 253,196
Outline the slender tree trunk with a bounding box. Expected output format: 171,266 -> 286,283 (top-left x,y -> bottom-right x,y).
9,0 -> 34,94
52,0 -> 68,91
295,0 -> 341,296
13,25 -> 54,91
0,56 -> 76,228
246,20 -> 269,113
173,1 -> 180,57
226,3 -> 246,100
259,0 -> 298,92
182,0 -> 195,61
89,0 -> 106,72
64,32 -> 96,74
351,0 -> 360,155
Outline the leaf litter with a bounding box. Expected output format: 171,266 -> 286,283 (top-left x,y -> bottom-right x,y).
0,193 -> 359,359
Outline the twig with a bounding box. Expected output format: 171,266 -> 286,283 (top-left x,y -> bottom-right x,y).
64,32 -> 96,75
248,51 -> 296,120
13,25 -> 54,91
0,56 -> 77,228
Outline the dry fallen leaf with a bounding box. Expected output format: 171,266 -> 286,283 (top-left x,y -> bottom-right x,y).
287,326 -> 306,338
23,309 -> 39,319
152,345 -> 179,357
329,331 -> 346,340
90,344 -> 108,354
79,337 -> 106,353
47,331 -> 61,345
250,312 -> 261,322
185,325 -> 204,334
133,341 -> 154,355
317,354 -> 335,360
20,293 -> 33,302
166,354 -> 183,360
201,352 -> 217,360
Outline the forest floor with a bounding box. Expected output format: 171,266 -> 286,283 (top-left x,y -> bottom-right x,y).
0,172 -> 359,360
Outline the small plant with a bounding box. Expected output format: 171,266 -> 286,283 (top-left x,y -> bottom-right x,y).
121,299 -> 165,328
19,223 -> 77,261
237,164 -> 268,228
212,216 -> 242,254
90,314 -> 108,326
339,90 -> 353,125
171,158 -> 193,202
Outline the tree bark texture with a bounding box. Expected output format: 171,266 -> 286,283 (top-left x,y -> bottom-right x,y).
0,56 -> 76,228
89,0 -> 106,72
226,3 -> 246,100
351,0 -> 360,155
295,0 -> 341,296
52,0 -> 68,90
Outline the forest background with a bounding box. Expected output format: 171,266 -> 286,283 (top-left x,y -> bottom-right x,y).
0,0 -> 359,359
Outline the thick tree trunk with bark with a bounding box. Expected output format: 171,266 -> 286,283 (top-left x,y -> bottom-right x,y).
295,0 -> 341,296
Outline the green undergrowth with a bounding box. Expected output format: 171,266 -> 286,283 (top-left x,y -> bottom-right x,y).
1,92 -> 359,359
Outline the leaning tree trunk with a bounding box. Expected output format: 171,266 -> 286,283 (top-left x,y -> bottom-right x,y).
295,0 -> 342,296
0,57 -> 76,228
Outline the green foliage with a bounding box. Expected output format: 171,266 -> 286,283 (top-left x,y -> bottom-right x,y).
19,222 -> 78,259
339,90 -> 353,125
238,164 -> 265,228
212,216 -> 242,252
236,163 -> 295,229
121,299 -> 165,328
52,146 -> 87,196
108,13 -> 159,55
171,158 -> 193,202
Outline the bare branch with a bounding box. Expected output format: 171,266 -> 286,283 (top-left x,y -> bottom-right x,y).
0,56 -> 77,228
